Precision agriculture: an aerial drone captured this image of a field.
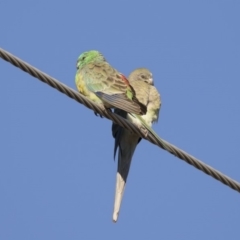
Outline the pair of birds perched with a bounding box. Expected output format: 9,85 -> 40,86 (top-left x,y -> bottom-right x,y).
75,50 -> 161,222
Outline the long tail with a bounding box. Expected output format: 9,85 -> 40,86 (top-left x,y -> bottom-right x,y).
113,114 -> 163,222
113,133 -> 139,222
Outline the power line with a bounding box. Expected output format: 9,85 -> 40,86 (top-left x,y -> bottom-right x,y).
1,47 -> 240,193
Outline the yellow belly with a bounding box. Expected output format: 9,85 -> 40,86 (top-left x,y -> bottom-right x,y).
75,73 -> 102,104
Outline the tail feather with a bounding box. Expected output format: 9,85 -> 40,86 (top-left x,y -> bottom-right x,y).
112,133 -> 139,222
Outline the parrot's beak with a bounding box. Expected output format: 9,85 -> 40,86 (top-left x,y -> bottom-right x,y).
148,78 -> 154,85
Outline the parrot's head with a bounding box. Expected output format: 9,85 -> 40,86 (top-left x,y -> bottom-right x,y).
76,50 -> 105,70
128,68 -> 154,85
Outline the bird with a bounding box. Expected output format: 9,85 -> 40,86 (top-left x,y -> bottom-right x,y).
75,50 -> 147,115
112,68 -> 161,222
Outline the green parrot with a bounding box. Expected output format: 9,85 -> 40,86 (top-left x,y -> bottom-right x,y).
112,68 -> 161,222
75,50 -> 147,115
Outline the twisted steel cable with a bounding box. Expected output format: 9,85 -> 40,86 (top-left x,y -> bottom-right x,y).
1,47 -> 240,193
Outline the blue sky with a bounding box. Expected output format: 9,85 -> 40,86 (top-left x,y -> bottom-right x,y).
1,0 -> 240,239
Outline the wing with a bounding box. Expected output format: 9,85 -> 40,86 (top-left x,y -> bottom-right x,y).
130,81 -> 151,106
81,62 -> 147,114
130,81 -> 161,125
82,62 -> 128,94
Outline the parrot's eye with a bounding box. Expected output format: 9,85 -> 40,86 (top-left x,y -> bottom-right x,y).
141,74 -> 146,79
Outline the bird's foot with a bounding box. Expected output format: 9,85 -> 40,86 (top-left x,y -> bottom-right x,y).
105,107 -> 112,113
94,106 -> 112,118
94,112 -> 103,118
